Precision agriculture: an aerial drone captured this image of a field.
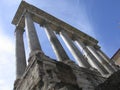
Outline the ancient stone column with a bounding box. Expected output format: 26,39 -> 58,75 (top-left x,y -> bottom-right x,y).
76,39 -> 109,75
15,26 -> 26,79
59,30 -> 91,68
97,48 -> 118,71
25,12 -> 42,56
43,23 -> 70,61
87,46 -> 115,74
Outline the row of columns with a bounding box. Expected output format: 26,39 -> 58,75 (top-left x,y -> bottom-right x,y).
60,30 -> 91,68
15,12 -> 118,79
87,46 -> 115,73
97,49 -> 118,71
76,40 -> 109,75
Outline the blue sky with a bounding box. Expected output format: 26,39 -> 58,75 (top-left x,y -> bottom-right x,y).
0,0 -> 120,90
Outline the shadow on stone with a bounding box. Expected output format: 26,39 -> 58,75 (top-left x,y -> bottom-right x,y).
95,70 -> 120,90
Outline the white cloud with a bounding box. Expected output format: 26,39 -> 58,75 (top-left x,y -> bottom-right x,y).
0,34 -> 14,53
0,22 -> 15,62
0,79 -> 11,90
0,21 -> 15,90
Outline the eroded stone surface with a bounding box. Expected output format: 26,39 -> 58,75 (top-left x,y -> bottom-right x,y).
14,53 -> 106,90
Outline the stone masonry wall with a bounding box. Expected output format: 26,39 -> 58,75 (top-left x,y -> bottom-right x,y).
14,53 -> 106,90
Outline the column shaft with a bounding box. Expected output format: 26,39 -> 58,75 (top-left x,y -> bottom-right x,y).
43,24 -> 70,61
88,46 -> 115,73
76,39 -> 109,75
15,26 -> 26,79
97,49 -> 118,71
25,12 -> 42,55
60,30 -> 91,68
